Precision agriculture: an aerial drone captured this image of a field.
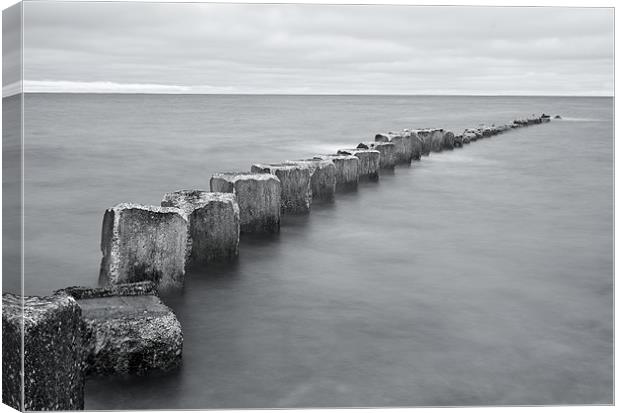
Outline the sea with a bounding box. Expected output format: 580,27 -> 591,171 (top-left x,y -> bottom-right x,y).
3,94 -> 614,407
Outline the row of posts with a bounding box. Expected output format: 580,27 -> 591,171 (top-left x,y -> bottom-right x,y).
98,115 -> 552,293
2,113 -> 553,411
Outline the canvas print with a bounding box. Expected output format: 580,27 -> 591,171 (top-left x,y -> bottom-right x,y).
1,1 -> 614,411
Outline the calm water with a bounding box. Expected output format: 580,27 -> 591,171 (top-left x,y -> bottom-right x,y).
12,94 -> 615,407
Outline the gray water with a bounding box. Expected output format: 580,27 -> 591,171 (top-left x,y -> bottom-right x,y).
10,94 -> 615,407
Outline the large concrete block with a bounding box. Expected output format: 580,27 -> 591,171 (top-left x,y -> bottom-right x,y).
374,133 -> 390,143
59,282 -> 183,377
393,134 -> 413,164
430,129 -> 445,152
251,163 -> 312,215
369,141 -> 397,169
376,133 -> 412,164
442,131 -> 455,150
2,293 -> 85,411
336,148 -> 380,180
210,172 -> 281,234
98,203 -> 188,293
415,130 -> 433,156
313,154 -> 359,191
284,159 -> 336,201
161,190 -> 240,266
464,128 -> 481,141
526,116 -> 542,125
404,130 -> 423,160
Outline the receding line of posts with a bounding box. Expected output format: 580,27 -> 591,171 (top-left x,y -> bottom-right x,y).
2,113 -> 555,412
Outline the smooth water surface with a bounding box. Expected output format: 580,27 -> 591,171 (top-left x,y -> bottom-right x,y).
18,94 -> 613,407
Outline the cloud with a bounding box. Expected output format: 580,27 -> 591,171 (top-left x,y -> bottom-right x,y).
21,3 -> 613,96
20,80 -> 245,95
23,80 -> 190,94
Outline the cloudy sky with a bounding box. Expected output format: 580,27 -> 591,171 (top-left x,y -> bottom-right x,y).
11,2 -> 615,95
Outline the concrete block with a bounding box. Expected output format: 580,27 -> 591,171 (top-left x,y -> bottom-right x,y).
98,203 -> 188,293
374,133 -> 390,143
415,130 -> 433,156
463,129 -> 480,141
442,131 -> 455,150
430,129 -> 445,152
161,190 -> 240,266
313,154 -> 359,190
2,292 -> 85,411
59,282 -> 182,377
251,163 -> 312,215
337,148 -> 380,180
403,130 -> 423,160
284,159 -> 336,201
376,133 -> 412,164
210,172 -> 281,234
368,141 -> 397,169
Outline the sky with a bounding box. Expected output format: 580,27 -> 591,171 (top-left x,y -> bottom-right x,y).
5,2 -> 615,95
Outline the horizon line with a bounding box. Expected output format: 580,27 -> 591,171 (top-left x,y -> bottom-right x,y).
4,91 -> 613,98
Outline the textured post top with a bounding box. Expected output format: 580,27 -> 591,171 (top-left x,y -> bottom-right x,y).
3,292 -> 78,327
404,130 -> 421,139
314,154 -> 358,161
284,158 -> 335,168
338,148 -> 381,155
252,162 -> 311,172
162,189 -> 210,203
75,294 -> 173,321
414,128 -> 443,134
369,141 -> 395,148
162,190 -> 236,202
286,158 -> 334,164
211,172 -> 281,183
57,281 -> 158,300
108,202 -> 185,216
375,132 -> 404,141
162,190 -> 237,215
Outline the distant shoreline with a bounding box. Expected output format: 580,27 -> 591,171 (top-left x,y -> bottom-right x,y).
3,92 -> 613,98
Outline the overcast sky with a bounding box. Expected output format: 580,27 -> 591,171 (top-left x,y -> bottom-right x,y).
11,2 -> 615,95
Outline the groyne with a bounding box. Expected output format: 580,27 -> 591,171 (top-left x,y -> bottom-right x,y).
210,172 -> 281,234
161,190 -> 240,267
58,282 -> 182,377
2,113 -> 555,410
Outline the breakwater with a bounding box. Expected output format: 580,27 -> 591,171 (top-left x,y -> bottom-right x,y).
3,114 -> 554,411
